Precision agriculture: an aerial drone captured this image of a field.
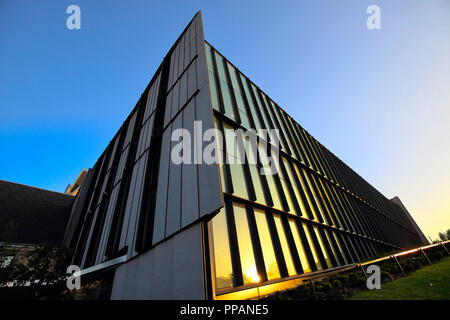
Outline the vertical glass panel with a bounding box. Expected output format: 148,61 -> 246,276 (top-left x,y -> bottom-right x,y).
254,209 -> 280,280
301,222 -> 323,270
214,52 -> 236,120
313,225 -> 332,268
273,215 -> 296,276
282,157 -> 308,216
205,42 -> 215,73
250,83 -> 272,137
262,93 -> 287,151
240,74 -> 263,131
226,62 -> 251,128
293,163 -> 319,221
273,156 -> 297,215
208,70 -> 221,112
214,117 -> 228,193
270,100 -> 297,158
233,203 -> 259,285
324,229 -> 341,266
249,165 -> 266,205
333,231 -> 349,265
288,219 -> 311,273
302,171 -> 325,222
243,134 -> 266,205
209,208 -> 234,290
258,142 -> 282,210
346,234 -> 361,262
224,122 -> 248,199
235,90 -> 250,128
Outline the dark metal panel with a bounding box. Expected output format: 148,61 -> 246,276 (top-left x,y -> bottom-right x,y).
181,99 -> 199,228
195,87 -> 223,217
178,33 -> 185,78
179,71 -> 188,110
165,113 -> 183,237
187,62 -> 197,100
125,152 -> 149,257
123,113 -> 137,149
164,89 -> 173,129
107,138 -> 119,171
113,147 -> 129,185
152,126 -> 172,245
170,82 -> 180,122
96,182 -> 121,262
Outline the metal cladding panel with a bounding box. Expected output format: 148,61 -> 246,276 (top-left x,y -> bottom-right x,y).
195,85 -> 222,217
181,99 -> 199,228
107,138 -> 120,171
165,113 -> 183,237
151,11 -> 223,246
111,222 -> 205,300
135,114 -> 154,161
123,113 -> 137,149
143,72 -> 161,123
152,127 -> 171,244
113,146 -> 129,185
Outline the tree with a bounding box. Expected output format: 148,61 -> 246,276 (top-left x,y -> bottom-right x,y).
0,220 -> 73,298
438,229 -> 450,241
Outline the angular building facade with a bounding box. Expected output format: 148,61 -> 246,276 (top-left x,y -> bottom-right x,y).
63,12 -> 427,300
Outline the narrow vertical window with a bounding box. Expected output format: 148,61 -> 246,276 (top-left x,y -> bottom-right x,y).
208,208 -> 234,290
214,52 -> 236,120
254,209 -> 280,280
288,219 -> 311,273
233,203 -> 259,284
301,222 -> 323,270
273,215 -> 296,276
224,122 -> 248,199
313,225 -> 333,268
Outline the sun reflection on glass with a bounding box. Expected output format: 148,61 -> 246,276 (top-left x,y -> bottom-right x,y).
245,266 -> 260,283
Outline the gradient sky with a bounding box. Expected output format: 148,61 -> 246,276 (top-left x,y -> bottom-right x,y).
0,0 -> 449,240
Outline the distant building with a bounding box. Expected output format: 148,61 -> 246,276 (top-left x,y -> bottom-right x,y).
0,180 -> 73,245
65,169 -> 88,196
63,12 -> 428,300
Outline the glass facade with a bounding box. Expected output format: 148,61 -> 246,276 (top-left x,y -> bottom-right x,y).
205,41 -> 425,295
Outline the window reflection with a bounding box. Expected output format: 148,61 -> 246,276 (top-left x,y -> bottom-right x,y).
223,122 -> 248,199
214,117 -> 229,193
254,209 -> 280,280
209,208 -> 234,290
313,225 -> 332,268
288,219 -> 311,273
257,142 -> 282,210
240,75 -> 263,132
323,229 -> 342,266
214,52 -> 236,120
293,163 -> 319,221
274,215 -> 296,276
301,222 -> 323,270
233,203 -> 259,284
273,156 -> 297,215
333,231 -> 349,265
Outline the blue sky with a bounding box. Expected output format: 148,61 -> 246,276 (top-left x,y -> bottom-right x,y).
0,0 -> 449,239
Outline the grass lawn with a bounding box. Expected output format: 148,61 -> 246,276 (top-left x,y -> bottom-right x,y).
349,256 -> 450,300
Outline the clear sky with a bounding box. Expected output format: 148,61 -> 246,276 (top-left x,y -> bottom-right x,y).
0,1 -> 449,241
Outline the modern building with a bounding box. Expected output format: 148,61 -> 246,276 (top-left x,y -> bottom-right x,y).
65,169 -> 88,196
63,12 -> 428,300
